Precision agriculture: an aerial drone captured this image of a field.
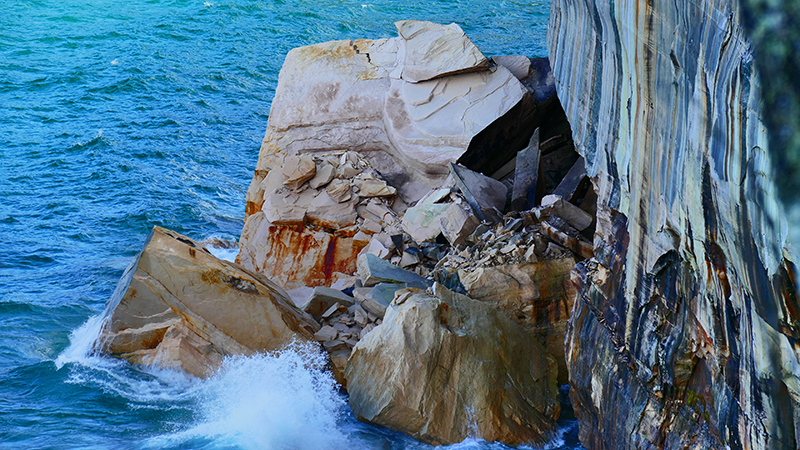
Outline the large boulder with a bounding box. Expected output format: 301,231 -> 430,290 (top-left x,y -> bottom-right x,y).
345,284 -> 559,446
458,258 -> 576,385
97,227 -> 319,377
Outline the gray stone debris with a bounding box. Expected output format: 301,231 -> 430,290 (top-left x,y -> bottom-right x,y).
301,286 -> 356,320
540,194 -> 593,231
357,253 -> 431,289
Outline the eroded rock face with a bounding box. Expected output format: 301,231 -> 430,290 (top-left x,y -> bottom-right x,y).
549,0 -> 800,448
248,22 -> 528,206
345,284 -> 559,446
98,227 -> 319,377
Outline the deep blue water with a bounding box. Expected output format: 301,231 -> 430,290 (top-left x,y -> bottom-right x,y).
0,1 -> 582,449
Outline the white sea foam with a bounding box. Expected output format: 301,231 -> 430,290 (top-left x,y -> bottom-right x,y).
54,312 -> 108,370
201,235 -> 240,262
148,344 -> 348,450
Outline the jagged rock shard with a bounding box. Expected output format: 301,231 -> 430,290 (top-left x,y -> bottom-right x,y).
345,283 -> 559,446
97,226 -> 319,377
511,128 -> 541,211
301,286 -> 355,321
551,156 -> 586,202
395,20 -> 489,83
449,163 -> 507,220
356,253 -> 430,289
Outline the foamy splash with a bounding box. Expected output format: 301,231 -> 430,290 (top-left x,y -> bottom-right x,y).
148,344 -> 347,450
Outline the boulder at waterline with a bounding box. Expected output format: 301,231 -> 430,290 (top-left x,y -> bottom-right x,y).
345,283 -> 559,446
97,226 -> 319,377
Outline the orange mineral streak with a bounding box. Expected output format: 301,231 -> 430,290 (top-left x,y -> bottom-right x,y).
254,225 -> 365,288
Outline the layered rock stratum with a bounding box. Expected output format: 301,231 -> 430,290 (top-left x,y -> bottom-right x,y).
549,0 -> 800,448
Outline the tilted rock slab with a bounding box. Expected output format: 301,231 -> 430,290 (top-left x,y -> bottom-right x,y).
97,226 -> 319,377
550,0 -> 800,448
345,284 -> 559,446
395,20 -> 489,83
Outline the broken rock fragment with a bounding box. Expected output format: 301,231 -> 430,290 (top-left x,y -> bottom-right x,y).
540,194 -> 593,231
301,286 -> 356,321
283,154 -> 316,190
395,20 -> 490,83
356,253 -> 431,289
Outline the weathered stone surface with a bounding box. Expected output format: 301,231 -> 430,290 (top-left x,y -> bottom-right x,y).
439,201 -> 480,248
314,325 -> 338,342
98,227 -> 319,377
458,258 -> 576,385
550,0 -> 799,448
325,179 -> 352,203
401,187 -> 451,243
237,211 -> 365,290
308,162 -> 335,189
491,55 -> 531,81
354,178 -> 396,198
282,154 -> 316,190
345,284 -> 559,446
248,30 -> 528,205
356,253 -> 430,289
395,20 -> 489,83
301,286 -> 355,320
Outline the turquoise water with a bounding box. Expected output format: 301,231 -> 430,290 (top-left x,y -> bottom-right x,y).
0,1 -> 582,449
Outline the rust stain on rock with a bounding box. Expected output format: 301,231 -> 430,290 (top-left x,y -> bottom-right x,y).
253,225 -> 360,288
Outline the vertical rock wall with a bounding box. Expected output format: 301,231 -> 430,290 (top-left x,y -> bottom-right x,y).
548,0 -> 800,448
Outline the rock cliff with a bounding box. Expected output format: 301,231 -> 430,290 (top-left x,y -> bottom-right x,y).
549,0 -> 800,448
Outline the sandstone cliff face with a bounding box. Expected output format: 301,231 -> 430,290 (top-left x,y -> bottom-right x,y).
549,0 -> 800,448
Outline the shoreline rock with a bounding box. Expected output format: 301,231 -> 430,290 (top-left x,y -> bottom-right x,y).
345,284 -> 560,446
97,226 -> 319,377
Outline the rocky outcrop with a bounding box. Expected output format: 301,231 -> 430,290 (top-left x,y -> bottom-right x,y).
345,284 -> 559,446
95,19 -> 600,448
248,20 -> 528,206
97,227 -> 319,377
549,0 -> 800,448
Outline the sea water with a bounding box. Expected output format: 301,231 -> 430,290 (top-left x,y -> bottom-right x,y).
0,1 -> 583,448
